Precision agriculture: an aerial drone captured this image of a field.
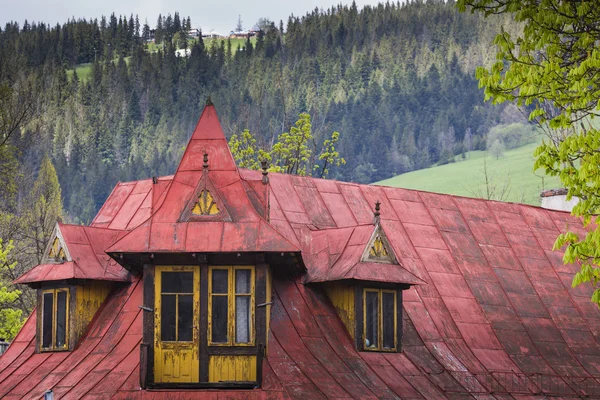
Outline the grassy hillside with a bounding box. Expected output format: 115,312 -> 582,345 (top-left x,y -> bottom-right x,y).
376,141 -> 561,206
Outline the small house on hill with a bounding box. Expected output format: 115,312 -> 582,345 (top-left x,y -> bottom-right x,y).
2,103 -> 600,399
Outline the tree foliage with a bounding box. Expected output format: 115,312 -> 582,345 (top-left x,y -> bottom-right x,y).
229,113 -> 345,178
457,0 -> 600,304
0,239 -> 24,341
0,2 -> 521,223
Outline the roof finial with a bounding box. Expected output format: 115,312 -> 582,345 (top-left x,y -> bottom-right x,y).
206,96 -> 213,106
203,152 -> 209,170
374,200 -> 381,225
261,160 -> 269,184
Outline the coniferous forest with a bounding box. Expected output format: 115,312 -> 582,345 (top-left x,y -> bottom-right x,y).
0,0 -> 522,224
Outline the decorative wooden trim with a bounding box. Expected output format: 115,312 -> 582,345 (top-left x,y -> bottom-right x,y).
360,224 -> 398,265
179,174 -> 232,223
355,286 -> 363,351
39,287 -> 70,352
142,264 -> 155,386
355,285 -> 403,353
41,223 -> 72,264
397,289 -> 403,353
199,263 -> 209,382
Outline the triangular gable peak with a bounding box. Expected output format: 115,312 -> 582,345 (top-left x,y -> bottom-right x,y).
361,223 -> 397,265
179,159 -> 232,222
43,223 -> 71,263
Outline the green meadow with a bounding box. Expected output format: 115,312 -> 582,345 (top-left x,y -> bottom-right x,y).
376,141 -> 561,206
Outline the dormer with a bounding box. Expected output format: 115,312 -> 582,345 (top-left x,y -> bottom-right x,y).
107,103 -> 304,389
305,203 -> 424,352
14,223 -> 130,352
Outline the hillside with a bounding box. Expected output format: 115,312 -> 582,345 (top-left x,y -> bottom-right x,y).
0,2 -> 523,224
377,141 -> 561,206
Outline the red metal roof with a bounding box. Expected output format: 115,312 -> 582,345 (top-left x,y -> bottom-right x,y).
15,224 -> 130,284
4,104 -> 600,398
304,225 -> 426,285
107,105 -> 300,255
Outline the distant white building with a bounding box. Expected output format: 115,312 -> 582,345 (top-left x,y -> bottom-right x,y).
202,31 -> 224,39
188,28 -> 200,38
175,48 -> 191,57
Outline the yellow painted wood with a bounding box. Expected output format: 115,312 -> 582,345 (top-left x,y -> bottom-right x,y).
208,355 -> 257,382
40,288 -> 70,351
191,190 -> 220,215
74,282 -> 112,338
369,236 -> 389,257
154,265 -> 200,383
208,266 -> 255,346
324,282 -> 355,339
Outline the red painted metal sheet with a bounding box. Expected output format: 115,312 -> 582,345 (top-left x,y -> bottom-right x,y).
389,199 -> 435,226
92,183 -> 135,225
149,222 -> 187,252
318,192 -> 358,228
360,185 -> 398,221
338,184 -> 374,225
403,223 -> 447,249
467,220 -> 509,247
108,193 -> 149,231
294,185 -> 336,228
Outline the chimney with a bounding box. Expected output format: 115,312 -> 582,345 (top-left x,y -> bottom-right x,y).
540,188 -> 579,212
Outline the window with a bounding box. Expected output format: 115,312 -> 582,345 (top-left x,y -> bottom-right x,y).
363,289 -> 396,351
147,264 -> 265,387
208,266 -> 254,346
154,266 -> 200,383
41,289 -> 69,351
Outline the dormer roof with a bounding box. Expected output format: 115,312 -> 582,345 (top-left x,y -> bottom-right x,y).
304,223 -> 425,285
15,223 -> 130,285
107,104 -> 301,256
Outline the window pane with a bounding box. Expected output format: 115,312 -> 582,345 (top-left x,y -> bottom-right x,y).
56,291 -> 68,348
178,295 -> 193,341
365,291 -> 378,349
42,293 -> 53,348
235,269 -> 251,294
382,292 -> 395,349
211,296 -> 228,343
235,296 -> 250,343
212,269 -> 228,294
162,272 -> 193,293
161,294 -> 176,341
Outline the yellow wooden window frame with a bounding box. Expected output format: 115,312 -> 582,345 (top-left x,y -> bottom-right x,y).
154,265 -> 200,343
40,288 -> 70,351
208,266 -> 255,346
363,288 -> 397,352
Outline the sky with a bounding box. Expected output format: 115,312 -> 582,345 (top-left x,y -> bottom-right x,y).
0,0 -> 385,34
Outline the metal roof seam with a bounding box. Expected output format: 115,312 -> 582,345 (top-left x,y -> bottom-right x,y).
91,182 -> 124,226
86,338 -> 142,396
516,207 -> 597,377
53,280 -> 143,396
480,201 -> 563,377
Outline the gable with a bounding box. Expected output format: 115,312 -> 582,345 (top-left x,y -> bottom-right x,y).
43,225 -> 70,263
179,173 -> 232,222
361,224 -> 397,264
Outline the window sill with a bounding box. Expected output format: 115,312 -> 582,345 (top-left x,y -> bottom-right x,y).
147,382 -> 258,390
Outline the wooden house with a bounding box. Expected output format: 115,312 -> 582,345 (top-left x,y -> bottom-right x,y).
1,103 -> 600,399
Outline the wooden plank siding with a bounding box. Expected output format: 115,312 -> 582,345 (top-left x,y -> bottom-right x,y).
324,282 -> 355,339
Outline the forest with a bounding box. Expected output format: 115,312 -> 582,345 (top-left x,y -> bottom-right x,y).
0,0 -> 525,335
